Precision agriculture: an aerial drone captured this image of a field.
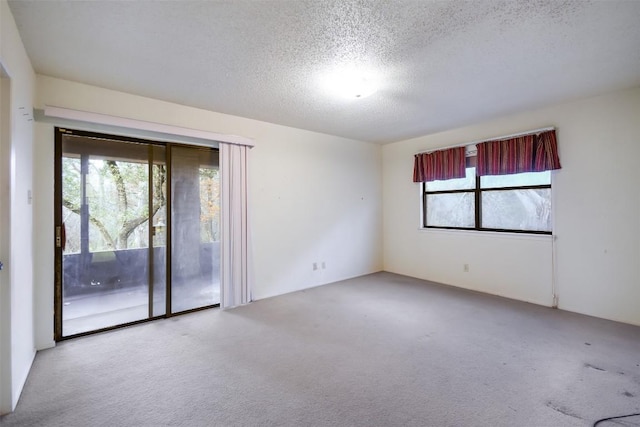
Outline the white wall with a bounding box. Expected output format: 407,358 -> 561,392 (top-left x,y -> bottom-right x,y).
383,87 -> 640,325
0,0 -> 37,413
33,75 -> 383,346
0,64 -> 11,417
32,121 -> 53,349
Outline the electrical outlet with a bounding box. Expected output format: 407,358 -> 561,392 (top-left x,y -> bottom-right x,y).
321,262 -> 326,269
313,262 -> 318,271
463,264 -> 469,272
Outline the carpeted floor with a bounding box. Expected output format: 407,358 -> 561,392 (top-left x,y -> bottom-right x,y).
1,272 -> 639,427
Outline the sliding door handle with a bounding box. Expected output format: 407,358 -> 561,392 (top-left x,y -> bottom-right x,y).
56,223 -> 67,251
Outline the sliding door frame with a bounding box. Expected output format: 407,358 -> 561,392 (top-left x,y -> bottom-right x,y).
54,127 -> 219,341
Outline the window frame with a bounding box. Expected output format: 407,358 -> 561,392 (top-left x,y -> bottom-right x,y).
422,171 -> 552,235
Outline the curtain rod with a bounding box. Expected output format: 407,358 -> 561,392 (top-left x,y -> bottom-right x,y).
415,126 -> 555,156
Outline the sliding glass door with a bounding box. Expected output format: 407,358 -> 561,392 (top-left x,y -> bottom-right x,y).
170,146 -> 220,312
55,128 -> 220,339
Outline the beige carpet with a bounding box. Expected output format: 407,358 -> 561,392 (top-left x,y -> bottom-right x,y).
1,272 -> 639,426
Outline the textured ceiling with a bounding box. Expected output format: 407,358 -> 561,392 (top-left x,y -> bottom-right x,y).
7,0 -> 640,144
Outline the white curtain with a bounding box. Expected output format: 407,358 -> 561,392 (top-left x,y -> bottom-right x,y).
220,142 -> 253,308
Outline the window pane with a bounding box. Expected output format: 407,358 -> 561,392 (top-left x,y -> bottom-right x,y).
426,167 -> 476,191
60,136 -> 154,337
481,171 -> 550,189
481,189 -> 551,231
86,159 -> 149,251
171,146 -> 220,313
426,192 -> 475,228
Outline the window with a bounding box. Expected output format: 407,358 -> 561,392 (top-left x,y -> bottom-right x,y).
423,168 -> 552,234
416,128 -> 560,234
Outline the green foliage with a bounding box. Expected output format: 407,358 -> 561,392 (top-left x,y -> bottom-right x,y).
63,155 -> 219,252
62,157 -> 166,252
199,167 -> 220,243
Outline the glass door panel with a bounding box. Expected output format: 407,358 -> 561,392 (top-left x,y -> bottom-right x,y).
59,133 -> 163,336
170,146 -> 220,312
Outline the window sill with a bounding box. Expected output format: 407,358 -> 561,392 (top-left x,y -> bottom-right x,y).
418,227 -> 554,242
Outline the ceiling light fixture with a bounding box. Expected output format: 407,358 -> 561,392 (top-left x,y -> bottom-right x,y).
321,66 -> 379,100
